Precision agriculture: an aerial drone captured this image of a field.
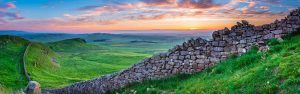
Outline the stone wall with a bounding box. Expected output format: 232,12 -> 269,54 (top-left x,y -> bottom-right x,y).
23,43 -> 32,81
47,8 -> 300,94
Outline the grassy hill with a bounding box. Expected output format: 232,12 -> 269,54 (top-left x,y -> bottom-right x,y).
0,35 -> 60,92
0,35 -> 29,90
113,33 -> 300,94
48,38 -> 92,52
25,43 -> 59,70
1,32 -> 300,93
36,38 -> 151,88
0,36 -> 174,91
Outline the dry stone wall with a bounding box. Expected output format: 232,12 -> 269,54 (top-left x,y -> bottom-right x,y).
47,8 -> 300,94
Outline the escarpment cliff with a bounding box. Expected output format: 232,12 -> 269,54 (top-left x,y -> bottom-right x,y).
47,8 -> 300,94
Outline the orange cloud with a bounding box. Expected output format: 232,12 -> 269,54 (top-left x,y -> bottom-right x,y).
260,6 -> 270,10
177,0 -> 224,9
0,0 -> 294,33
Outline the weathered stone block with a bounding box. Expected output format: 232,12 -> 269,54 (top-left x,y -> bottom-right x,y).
213,47 -> 224,52
196,55 -> 206,59
264,33 -> 275,40
196,59 -> 204,63
212,41 -> 219,46
219,41 -> 226,47
237,44 -> 246,48
271,30 -> 283,35
187,47 -> 194,51
185,55 -> 191,59
209,58 -> 219,63
239,39 -> 246,44
238,48 -> 247,53
180,51 -> 188,55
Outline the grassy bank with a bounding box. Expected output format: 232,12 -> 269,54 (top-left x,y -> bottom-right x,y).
0,36 -> 29,90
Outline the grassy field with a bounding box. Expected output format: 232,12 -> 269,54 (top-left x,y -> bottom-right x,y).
1,31 -> 300,93
0,33 -> 189,91
0,36 -> 29,90
113,33 -> 300,94
24,35 -> 185,89
25,39 -> 148,88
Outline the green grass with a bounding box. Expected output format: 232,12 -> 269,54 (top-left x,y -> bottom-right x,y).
113,34 -> 300,94
23,38 -> 178,89
7,32 -> 300,93
0,35 -> 180,90
48,38 -> 92,52
0,36 -> 29,90
0,85 -> 11,94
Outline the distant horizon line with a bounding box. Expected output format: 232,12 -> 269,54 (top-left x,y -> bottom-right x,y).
0,29 -> 215,34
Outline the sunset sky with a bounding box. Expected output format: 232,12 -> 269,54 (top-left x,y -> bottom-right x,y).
0,0 -> 299,33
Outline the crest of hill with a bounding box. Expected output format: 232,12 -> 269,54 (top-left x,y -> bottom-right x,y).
0,30 -> 32,35
54,38 -> 86,43
0,35 -> 29,44
48,38 -> 95,52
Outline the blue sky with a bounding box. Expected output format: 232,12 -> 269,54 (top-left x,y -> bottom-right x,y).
0,0 -> 299,33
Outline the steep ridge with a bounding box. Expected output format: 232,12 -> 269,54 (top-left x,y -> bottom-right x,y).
0,35 -> 29,89
47,8 -> 300,94
0,35 -> 58,90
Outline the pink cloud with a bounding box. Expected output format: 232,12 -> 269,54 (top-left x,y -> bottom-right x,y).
177,0 -> 224,9
6,2 -> 16,9
1,0 -> 293,32
260,6 -> 270,11
0,2 -> 24,23
140,0 -> 176,5
248,1 -> 257,8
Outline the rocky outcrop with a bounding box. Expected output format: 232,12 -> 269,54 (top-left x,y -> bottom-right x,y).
25,81 -> 41,94
47,8 -> 300,94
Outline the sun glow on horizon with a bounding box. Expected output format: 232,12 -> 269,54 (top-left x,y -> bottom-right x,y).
0,0 -> 297,33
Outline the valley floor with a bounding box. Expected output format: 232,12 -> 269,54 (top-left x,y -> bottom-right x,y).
27,39 -> 183,88
0,34 -> 188,92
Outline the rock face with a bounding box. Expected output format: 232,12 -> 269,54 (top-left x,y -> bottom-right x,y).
25,81 -> 41,94
47,8 -> 300,94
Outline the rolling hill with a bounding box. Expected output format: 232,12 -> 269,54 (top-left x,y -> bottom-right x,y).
0,36 -> 169,92
0,35 -> 58,91
1,32 -> 300,93
48,38 -> 91,52
0,35 -> 29,90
